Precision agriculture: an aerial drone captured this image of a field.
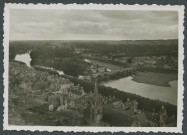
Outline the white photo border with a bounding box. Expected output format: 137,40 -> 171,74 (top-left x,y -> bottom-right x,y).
3,3 -> 185,133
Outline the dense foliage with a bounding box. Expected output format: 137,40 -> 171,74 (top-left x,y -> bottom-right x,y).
10,39 -> 178,58
9,40 -> 178,77
74,39 -> 178,57
29,46 -> 90,77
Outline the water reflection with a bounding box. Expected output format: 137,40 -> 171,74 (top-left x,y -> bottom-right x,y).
103,76 -> 177,105
14,51 -> 32,67
35,65 -> 64,75
84,59 -> 91,63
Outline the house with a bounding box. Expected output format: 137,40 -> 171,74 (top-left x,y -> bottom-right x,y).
68,100 -> 76,108
84,76 -> 91,82
98,67 -> 106,73
74,48 -> 85,54
112,100 -> 123,108
124,99 -> 139,113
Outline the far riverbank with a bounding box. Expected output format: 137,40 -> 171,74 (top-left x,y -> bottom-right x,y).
132,72 -> 178,87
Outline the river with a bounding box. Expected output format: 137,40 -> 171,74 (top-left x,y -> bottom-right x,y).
14,52 -> 177,105
103,76 -> 177,105
14,51 -> 32,67
14,51 -> 64,75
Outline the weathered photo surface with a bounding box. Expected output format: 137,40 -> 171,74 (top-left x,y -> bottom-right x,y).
3,4 -> 184,133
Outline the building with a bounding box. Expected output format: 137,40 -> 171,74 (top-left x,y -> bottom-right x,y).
89,80 -> 103,125
98,67 -> 106,73
48,81 -> 85,111
74,48 -> 85,54
112,100 -> 123,108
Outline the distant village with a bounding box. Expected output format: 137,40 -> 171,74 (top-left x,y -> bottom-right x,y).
74,48 -> 178,82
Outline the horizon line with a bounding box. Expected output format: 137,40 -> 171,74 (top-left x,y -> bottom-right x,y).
9,39 -> 178,41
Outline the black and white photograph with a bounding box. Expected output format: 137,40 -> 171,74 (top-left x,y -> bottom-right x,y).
3,4 -> 184,133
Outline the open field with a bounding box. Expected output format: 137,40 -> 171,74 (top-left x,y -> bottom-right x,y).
132,72 -> 178,87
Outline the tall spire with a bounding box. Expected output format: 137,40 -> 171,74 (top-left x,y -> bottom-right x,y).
94,79 -> 98,96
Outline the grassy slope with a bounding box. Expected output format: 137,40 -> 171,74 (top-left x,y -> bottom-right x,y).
132,72 -> 178,87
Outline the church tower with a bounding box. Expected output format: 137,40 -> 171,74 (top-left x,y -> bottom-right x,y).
94,79 -> 98,96
89,79 -> 103,125
93,79 -> 99,106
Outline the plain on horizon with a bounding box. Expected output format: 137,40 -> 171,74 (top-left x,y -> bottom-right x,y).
10,9 -> 178,41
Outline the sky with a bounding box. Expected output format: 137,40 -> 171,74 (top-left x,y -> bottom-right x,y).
10,9 -> 178,40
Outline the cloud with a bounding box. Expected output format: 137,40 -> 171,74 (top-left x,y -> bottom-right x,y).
10,9 -> 178,40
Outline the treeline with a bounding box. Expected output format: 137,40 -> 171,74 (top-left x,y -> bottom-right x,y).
9,41 -> 35,59
34,66 -> 177,118
137,67 -> 178,73
9,59 -> 26,65
30,46 -> 90,77
76,39 -> 178,57
10,39 -> 178,58
82,56 -> 130,68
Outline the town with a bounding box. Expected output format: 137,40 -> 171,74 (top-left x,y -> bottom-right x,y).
9,58 -> 176,126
